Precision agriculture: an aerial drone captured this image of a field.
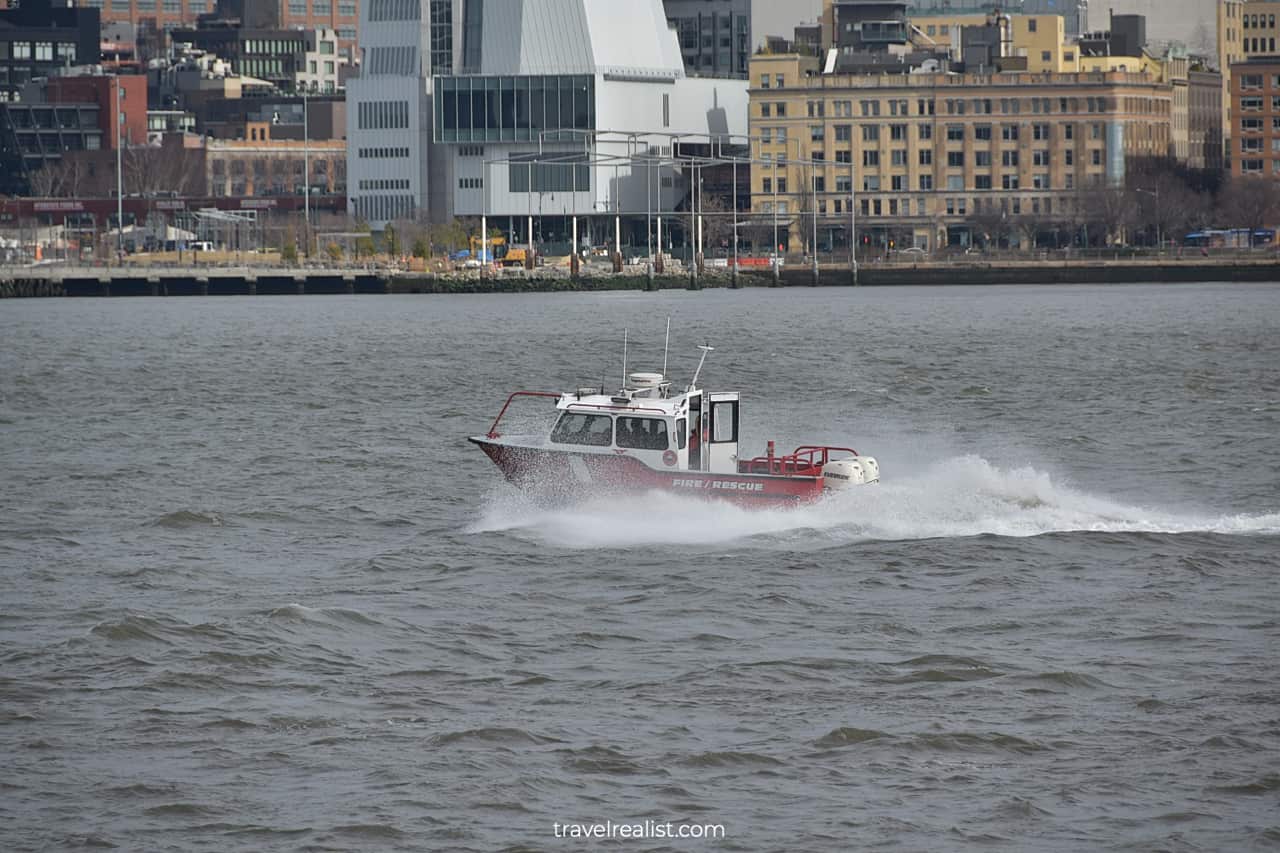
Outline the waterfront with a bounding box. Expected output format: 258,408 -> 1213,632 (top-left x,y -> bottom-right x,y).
6,257 -> 1280,298
2,285 -> 1278,851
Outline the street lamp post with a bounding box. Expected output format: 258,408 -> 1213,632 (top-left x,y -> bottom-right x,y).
116,81 -> 124,260
646,149 -> 654,286
731,154 -> 739,288
1136,187 -> 1160,252
771,152 -> 779,285
811,161 -> 819,285
850,162 -> 858,285
303,87 -> 310,257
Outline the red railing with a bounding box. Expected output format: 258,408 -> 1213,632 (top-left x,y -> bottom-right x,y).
740,445 -> 860,477
486,391 -> 562,438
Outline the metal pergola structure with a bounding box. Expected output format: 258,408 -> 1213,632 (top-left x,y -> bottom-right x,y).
474,129 -> 860,285
178,208 -> 262,253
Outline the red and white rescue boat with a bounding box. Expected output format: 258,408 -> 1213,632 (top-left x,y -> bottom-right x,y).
470,347 -> 879,506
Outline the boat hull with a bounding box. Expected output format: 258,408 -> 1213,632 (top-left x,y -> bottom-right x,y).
470,437 -> 824,505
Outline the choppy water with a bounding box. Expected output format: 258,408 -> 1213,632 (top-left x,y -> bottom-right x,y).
2,284 -> 1279,852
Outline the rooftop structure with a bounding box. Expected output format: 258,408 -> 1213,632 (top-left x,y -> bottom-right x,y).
663,0 -> 752,78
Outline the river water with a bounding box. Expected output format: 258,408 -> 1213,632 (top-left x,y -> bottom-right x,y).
2,284 -> 1278,852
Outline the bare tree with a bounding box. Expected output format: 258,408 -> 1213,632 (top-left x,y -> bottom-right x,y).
1078,181 -> 1139,246
28,166 -> 57,198
1219,177 -> 1280,247
26,157 -> 90,198
124,145 -> 203,197
697,193 -> 737,256
967,205 -> 1008,250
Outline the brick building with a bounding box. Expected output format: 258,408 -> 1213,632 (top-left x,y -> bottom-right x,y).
1230,57 -> 1280,178
70,0 -> 360,59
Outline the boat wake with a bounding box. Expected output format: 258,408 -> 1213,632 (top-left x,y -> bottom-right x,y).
469,455 -> 1280,549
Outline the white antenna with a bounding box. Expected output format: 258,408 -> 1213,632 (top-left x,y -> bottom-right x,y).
621,328 -> 628,390
662,316 -> 671,380
688,344 -> 714,391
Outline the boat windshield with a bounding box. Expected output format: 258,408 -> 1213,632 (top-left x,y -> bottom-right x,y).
616,416 -> 669,450
549,412 -> 613,447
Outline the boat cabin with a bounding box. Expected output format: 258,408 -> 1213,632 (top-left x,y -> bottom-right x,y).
549,373 -> 740,474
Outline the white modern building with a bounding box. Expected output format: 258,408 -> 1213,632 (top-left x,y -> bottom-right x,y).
298,28 -> 348,94
347,0 -> 748,236
346,0 -> 462,226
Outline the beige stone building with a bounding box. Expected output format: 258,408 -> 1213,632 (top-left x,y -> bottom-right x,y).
205,137 -> 346,198
906,12 -> 1077,73
749,53 -> 1176,251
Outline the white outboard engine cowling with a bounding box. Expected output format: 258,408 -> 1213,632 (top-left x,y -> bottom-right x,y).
822,456 -> 880,488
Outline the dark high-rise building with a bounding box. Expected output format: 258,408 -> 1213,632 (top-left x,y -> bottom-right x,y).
904,0 -> 1088,37
663,0 -> 751,78
0,0 -> 101,104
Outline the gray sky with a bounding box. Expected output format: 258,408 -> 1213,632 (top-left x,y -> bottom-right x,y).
753,0 -> 823,45
748,0 -> 1218,52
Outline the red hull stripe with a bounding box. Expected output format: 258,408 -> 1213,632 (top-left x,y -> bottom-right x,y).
470,438 -> 825,505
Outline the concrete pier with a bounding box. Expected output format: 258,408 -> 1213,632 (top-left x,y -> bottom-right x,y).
5,258 -> 1280,298
0,266 -> 386,298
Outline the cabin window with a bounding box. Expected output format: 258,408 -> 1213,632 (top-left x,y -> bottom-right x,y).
550,413 -> 613,447
675,418 -> 687,450
616,417 -> 669,450
711,401 -> 738,443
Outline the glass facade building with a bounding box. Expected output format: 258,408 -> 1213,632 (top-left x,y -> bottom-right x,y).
508,153 -> 592,193
434,75 -> 595,143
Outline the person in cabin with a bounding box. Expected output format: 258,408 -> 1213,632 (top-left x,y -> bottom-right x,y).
617,419 -> 635,447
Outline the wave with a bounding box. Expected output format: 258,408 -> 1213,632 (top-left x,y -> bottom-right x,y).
467,454 -> 1280,549
149,510 -> 225,528
266,604 -> 383,627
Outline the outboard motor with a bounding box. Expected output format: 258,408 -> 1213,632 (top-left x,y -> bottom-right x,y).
822,456 -> 880,488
